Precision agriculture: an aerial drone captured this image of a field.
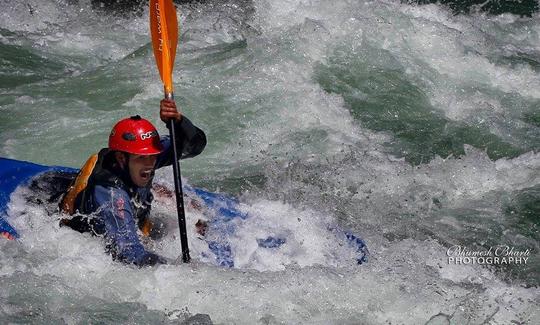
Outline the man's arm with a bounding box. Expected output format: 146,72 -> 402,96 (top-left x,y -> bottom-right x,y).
93,185 -> 166,266
156,99 -> 207,168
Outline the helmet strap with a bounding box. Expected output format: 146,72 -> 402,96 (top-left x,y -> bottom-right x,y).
111,151 -> 136,189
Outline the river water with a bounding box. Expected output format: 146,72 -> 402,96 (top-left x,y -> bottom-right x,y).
0,0 -> 539,323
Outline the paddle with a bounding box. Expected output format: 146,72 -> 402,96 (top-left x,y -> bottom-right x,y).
150,0 -> 190,263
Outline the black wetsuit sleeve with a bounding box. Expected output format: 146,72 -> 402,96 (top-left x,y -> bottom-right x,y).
156,116 -> 207,168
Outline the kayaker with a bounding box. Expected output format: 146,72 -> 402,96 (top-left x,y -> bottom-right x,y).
59,99 -> 206,266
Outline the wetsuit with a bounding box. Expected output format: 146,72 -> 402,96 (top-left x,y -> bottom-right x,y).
62,117 -> 206,266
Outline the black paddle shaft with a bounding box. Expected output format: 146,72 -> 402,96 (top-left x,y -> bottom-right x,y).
166,94 -> 190,263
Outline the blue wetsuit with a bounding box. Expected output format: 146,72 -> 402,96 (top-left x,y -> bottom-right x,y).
64,117 -> 206,266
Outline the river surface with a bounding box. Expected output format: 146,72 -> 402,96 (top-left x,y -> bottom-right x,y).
0,0 -> 539,323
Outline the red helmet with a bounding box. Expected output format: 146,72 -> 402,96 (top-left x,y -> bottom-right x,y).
108,115 -> 163,155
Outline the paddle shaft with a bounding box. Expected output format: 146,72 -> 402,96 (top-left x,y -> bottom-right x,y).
150,0 -> 190,263
165,91 -> 191,263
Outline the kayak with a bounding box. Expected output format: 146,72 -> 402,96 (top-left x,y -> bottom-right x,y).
0,157 -> 368,268
0,158 -> 76,240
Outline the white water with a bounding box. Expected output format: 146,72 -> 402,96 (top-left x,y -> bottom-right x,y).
1,0 -> 539,323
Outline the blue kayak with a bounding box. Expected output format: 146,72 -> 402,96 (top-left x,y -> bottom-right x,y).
0,157 -> 368,267
0,158 -> 76,239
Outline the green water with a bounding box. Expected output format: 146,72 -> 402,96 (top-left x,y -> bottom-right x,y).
315,44 -> 536,165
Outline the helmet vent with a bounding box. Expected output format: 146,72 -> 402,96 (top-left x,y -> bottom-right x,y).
122,132 -> 136,141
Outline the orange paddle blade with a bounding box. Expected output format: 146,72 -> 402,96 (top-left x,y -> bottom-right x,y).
150,0 -> 178,94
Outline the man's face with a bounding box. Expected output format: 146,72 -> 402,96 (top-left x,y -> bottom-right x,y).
128,154 -> 158,187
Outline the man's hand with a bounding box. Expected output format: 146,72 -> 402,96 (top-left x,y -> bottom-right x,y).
160,99 -> 182,123
195,219 -> 208,237
1,231 -> 15,240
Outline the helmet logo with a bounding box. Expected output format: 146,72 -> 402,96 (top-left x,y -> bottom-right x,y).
141,130 -> 158,140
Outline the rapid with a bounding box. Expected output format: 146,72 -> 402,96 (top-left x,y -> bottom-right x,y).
0,0 -> 539,323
